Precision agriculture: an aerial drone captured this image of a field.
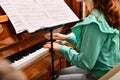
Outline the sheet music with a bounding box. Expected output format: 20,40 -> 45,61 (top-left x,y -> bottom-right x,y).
0,0 -> 79,33
0,0 -> 27,33
37,0 -> 79,26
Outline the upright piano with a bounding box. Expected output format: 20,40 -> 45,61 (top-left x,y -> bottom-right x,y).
0,0 -> 82,80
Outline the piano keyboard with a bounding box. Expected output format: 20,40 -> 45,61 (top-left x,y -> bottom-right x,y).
11,48 -> 49,70
7,32 -> 74,70
7,39 -> 48,69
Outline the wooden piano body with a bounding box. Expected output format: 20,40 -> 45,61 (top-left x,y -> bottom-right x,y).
0,0 -> 82,80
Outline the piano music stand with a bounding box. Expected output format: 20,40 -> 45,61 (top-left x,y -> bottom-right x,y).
48,24 -> 66,80
49,29 -> 57,80
48,21 -> 80,80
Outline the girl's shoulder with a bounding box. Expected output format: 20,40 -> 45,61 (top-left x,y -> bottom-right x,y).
73,9 -> 119,34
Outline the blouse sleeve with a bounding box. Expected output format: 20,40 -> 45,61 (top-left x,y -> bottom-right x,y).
60,23 -> 107,70
66,34 -> 77,46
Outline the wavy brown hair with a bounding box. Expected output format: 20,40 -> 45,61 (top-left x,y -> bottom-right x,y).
93,0 -> 120,29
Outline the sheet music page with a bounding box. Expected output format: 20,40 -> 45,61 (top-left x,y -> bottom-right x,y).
0,0 -> 79,33
0,0 -> 27,33
0,0 -> 54,33
36,0 -> 79,26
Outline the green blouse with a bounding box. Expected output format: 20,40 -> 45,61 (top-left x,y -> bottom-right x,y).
60,9 -> 120,77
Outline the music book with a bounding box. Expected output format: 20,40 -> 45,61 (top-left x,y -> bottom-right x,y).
0,0 -> 79,34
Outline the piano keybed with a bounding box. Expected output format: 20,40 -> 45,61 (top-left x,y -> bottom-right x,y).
7,32 -> 73,70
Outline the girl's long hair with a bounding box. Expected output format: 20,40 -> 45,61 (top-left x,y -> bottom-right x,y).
94,0 -> 120,29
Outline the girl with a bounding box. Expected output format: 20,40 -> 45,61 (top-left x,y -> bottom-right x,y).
44,0 -> 120,80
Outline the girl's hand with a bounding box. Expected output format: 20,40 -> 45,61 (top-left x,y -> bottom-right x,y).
45,33 -> 68,40
43,42 -> 62,51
